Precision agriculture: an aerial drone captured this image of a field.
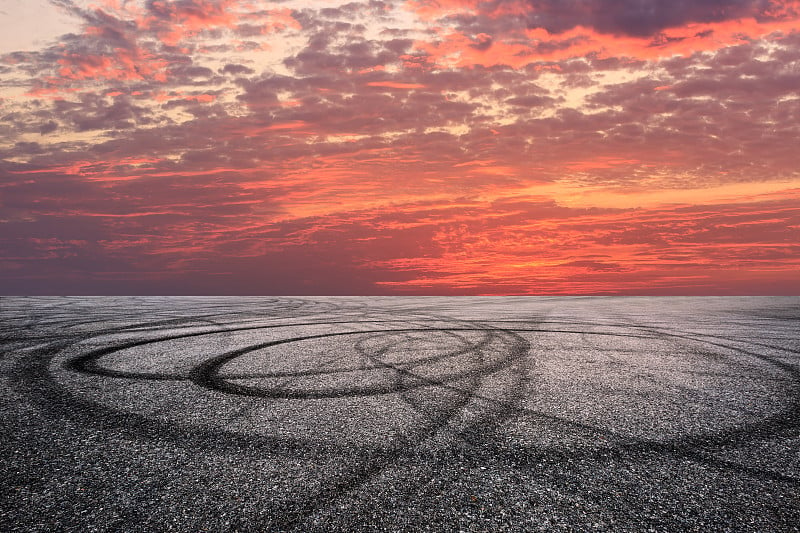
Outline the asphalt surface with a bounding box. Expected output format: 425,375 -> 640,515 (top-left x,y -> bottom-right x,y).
1,296 -> 798,532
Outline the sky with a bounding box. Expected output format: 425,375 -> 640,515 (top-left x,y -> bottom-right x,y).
1,0 -> 799,295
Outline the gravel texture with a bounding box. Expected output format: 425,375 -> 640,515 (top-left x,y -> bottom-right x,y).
1,296 -> 798,532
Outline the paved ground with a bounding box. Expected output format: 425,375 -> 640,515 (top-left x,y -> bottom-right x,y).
1,296 -> 798,532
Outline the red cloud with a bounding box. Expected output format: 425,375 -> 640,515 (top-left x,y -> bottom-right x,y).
414,9 -> 800,67
143,0 -> 240,45
56,48 -> 168,82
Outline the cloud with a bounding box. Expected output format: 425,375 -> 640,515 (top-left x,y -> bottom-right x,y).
1,0 -> 798,294
410,0 -> 800,67
520,0 -> 769,37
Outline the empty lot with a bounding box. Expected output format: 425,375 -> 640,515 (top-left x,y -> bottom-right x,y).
1,296 -> 798,531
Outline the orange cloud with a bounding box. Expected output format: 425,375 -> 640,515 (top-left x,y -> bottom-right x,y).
371,196 -> 800,294
366,81 -> 427,89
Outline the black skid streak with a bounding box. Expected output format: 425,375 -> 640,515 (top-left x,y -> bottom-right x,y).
1,296 -> 799,532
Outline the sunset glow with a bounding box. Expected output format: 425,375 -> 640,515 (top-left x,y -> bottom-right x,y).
1,0 -> 799,294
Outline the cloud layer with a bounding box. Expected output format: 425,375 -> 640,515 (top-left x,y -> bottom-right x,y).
1,0 -> 798,294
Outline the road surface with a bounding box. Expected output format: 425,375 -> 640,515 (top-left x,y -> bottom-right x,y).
1,296 -> 798,531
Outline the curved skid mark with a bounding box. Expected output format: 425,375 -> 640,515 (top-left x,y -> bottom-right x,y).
190,328 -> 527,399
59,316 -> 800,456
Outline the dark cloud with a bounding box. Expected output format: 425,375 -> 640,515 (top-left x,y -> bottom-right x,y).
68,95 -> 146,131
220,63 -> 255,76
427,0 -> 793,51
505,94 -> 558,108
515,0 -> 777,37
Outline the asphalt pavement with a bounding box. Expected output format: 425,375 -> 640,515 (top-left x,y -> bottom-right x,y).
1,296 -> 798,531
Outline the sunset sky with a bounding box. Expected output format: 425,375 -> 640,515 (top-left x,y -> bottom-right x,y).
1,0 -> 799,295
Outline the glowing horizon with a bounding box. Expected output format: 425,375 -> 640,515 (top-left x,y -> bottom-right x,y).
1,0 -> 799,295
